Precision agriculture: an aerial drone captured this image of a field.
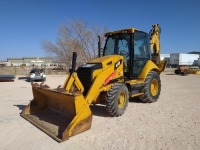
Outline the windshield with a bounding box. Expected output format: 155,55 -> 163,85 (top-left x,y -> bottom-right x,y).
104,33 -> 131,56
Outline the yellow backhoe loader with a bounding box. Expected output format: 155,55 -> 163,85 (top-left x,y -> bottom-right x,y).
21,24 -> 167,142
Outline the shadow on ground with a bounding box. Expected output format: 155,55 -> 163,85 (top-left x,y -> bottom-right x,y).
165,73 -> 175,75
14,103 -> 111,117
129,97 -> 143,103
90,104 -> 111,117
166,73 -> 188,76
14,104 -> 26,110
18,77 -> 30,82
18,77 -> 29,80
13,99 -> 143,117
18,77 -> 44,82
90,97 -> 144,117
0,80 -> 15,82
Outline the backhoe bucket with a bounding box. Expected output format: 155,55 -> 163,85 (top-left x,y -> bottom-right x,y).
21,84 -> 92,142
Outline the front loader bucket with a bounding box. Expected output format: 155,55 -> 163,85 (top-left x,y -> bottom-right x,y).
21,84 -> 92,142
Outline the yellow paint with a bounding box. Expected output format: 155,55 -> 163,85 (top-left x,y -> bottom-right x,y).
189,70 -> 200,75
21,24 -> 166,142
21,86 -> 92,142
64,72 -> 84,94
138,60 -> 159,79
150,24 -> 160,55
118,91 -> 126,109
151,79 -> 158,96
85,55 -> 124,104
131,93 -> 144,97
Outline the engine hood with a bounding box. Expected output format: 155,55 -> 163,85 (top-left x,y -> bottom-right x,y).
87,55 -> 124,69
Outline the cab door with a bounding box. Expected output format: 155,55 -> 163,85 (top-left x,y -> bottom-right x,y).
130,31 -> 150,78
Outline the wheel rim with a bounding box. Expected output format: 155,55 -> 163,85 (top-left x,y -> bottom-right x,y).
151,79 -> 158,96
118,91 -> 126,109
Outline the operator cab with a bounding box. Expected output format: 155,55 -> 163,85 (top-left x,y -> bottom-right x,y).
103,29 -> 151,78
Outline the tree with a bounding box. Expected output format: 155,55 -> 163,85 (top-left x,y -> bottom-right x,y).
42,20 -> 107,66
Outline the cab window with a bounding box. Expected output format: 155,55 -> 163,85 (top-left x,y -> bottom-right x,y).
131,31 -> 150,77
134,31 -> 150,59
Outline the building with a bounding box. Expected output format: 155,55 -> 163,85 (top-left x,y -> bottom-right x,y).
7,57 -> 53,66
0,61 -> 11,67
160,54 -> 170,61
169,53 -> 199,67
0,61 -> 6,67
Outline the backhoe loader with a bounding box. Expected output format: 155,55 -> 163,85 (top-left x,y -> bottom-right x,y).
21,24 -> 167,142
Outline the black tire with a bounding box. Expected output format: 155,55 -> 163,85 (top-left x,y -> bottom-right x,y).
181,70 -> 188,76
174,69 -> 179,74
139,71 -> 161,103
105,83 -> 129,117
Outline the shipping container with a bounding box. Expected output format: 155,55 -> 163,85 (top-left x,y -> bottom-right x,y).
170,53 -> 199,66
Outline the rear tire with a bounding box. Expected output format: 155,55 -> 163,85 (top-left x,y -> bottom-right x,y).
106,83 -> 129,117
174,69 -> 179,74
139,71 -> 161,103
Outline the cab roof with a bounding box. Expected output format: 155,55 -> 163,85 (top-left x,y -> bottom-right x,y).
105,28 -> 141,36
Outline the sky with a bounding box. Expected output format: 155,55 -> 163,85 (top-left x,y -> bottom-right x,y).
0,0 -> 200,61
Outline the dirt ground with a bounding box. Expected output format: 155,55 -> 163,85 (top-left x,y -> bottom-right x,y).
0,71 -> 200,150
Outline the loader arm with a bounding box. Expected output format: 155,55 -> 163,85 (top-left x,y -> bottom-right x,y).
76,55 -> 124,105
85,62 -> 122,104
63,72 -> 84,94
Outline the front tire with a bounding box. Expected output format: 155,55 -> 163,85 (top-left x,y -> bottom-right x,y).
139,71 -> 161,103
106,83 -> 129,117
174,69 -> 179,74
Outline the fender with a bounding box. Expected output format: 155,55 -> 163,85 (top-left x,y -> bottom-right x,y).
138,60 -> 159,79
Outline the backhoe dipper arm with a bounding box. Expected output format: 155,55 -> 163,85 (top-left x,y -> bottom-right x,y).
149,24 -> 161,55
149,24 -> 167,72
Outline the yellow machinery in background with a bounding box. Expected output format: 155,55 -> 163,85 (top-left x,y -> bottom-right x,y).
189,66 -> 200,75
21,24 -> 167,142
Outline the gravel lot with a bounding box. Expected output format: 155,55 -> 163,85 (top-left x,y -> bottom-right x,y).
0,72 -> 200,150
